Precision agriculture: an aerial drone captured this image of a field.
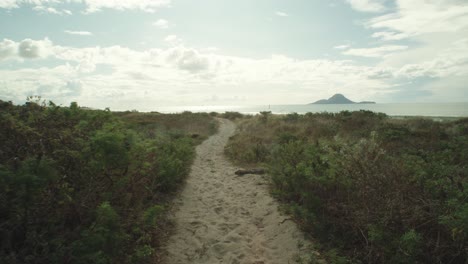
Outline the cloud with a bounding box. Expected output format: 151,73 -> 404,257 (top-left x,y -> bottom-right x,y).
371,31 -> 407,41
3,36 -> 466,108
366,69 -> 393,79
1,38 -> 394,107
0,0 -> 172,13
0,0 -> 18,9
35,79 -> 83,98
390,37 -> 468,78
275,11 -> 289,17
346,0 -> 386,13
334,44 -> 350,50
335,0 -> 467,101
0,64 -> 78,103
0,39 -> 17,60
0,38 -> 54,60
153,19 -> 169,29
356,1 -> 468,88
342,45 -> 408,58
32,5 -> 72,15
62,80 -> 83,96
18,38 -> 53,59
83,0 -> 171,13
368,0 -> 468,40
164,47 -> 209,73
164,35 -> 182,46
64,30 -> 93,36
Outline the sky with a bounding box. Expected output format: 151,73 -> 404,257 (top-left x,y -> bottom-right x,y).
0,0 -> 468,110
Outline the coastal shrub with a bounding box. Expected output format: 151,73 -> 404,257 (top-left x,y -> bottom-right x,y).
226,113 -> 468,263
0,99 -> 215,263
259,111 -> 271,123
284,112 -> 300,122
221,111 -> 244,120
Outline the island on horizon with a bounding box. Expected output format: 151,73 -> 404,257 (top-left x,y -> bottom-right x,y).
311,93 -> 376,104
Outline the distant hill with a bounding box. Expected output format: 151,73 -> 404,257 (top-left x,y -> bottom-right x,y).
311,94 -> 376,104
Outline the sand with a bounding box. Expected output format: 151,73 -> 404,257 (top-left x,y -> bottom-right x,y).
162,118 -> 319,264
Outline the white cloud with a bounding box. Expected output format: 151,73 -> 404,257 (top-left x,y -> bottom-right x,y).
0,38 -> 53,60
368,0 -> 468,40
334,44 -> 350,50
32,5 -> 73,15
164,46 -> 209,73
164,35 -> 182,46
346,0 -> 468,89
0,64 -> 79,103
346,0 -> 386,13
390,37 -> 468,78
153,19 -> 169,29
3,34 -> 466,108
342,45 -> 408,58
0,0 -> 172,13
275,11 -> 289,17
0,39 -> 17,60
20,38 -> 53,59
64,30 -> 93,36
83,0 -> 171,13
356,1 -> 468,94
1,38 -> 394,107
371,31 -> 408,41
0,0 -> 18,9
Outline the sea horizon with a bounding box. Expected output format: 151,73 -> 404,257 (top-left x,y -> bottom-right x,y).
150,102 -> 468,117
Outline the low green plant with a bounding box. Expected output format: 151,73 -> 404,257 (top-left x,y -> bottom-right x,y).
226,112 -> 468,263
0,99 -> 216,263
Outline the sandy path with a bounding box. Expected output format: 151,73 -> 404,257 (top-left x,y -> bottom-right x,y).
163,118 -> 316,264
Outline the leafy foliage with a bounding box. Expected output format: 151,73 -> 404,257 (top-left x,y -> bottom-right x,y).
0,99 -> 215,263
226,111 -> 468,263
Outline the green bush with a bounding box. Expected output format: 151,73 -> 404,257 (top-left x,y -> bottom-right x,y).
226,113 -> 468,263
0,99 -> 215,263
221,111 -> 244,120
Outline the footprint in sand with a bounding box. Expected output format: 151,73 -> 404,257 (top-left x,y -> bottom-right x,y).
163,119 -> 321,264
214,207 -> 223,214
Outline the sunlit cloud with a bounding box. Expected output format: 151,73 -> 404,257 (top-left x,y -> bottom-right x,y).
342,45 -> 408,58
64,30 -> 93,36
0,0 -> 172,13
334,44 -> 350,50
275,11 -> 289,17
153,19 -> 170,29
1,0 -> 468,107
366,0 -> 468,40
0,38 -> 53,60
345,0 -> 387,13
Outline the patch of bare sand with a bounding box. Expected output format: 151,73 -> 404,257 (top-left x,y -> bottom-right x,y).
163,118 -> 320,264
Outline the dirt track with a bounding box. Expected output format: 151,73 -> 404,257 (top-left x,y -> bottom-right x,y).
163,118 -> 317,264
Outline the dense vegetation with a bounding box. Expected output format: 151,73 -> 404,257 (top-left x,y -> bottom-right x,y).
0,98 -> 216,263
225,111 -> 467,263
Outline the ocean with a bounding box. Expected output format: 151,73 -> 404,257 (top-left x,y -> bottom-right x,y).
154,103 -> 468,117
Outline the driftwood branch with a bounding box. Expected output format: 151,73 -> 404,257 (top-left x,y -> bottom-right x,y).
279,218 -> 292,224
235,168 -> 266,176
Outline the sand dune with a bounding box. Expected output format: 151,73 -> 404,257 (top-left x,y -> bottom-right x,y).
163,118 -> 320,264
